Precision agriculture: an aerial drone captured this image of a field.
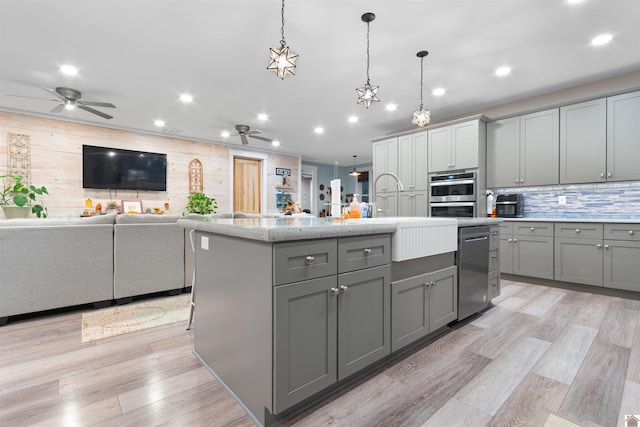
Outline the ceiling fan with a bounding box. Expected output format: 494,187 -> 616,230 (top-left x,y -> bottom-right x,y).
232,124 -> 274,145
8,86 -> 116,119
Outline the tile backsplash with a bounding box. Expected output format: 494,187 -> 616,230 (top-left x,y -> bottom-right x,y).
491,181 -> 640,219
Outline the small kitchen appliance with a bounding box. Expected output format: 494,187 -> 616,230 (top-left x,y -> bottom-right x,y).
495,193 -> 524,218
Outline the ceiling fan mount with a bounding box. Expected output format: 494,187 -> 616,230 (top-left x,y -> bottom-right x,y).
232,124 -> 274,145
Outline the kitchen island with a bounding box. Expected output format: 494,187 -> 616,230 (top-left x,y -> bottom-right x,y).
178,216 -> 494,426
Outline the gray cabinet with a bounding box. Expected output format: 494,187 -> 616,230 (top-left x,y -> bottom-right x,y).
273,235 -> 391,413
375,192 -> 398,217
487,109 -> 559,188
398,191 -> 428,217
391,265 -> 457,352
554,223 -> 605,286
500,222 -> 554,279
398,132 -> 428,191
428,119 -> 485,173
488,225 -> 501,300
560,98 -> 607,184
373,138 -> 398,193
607,91 -> 640,182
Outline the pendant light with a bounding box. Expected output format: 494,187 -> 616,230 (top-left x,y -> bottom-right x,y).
356,12 -> 380,108
412,50 -> 432,128
349,155 -> 361,177
267,0 -> 298,79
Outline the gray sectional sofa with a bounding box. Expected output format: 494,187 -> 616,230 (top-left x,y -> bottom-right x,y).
0,213 -> 185,325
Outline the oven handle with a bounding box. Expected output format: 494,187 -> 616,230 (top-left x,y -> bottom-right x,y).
429,179 -> 476,186
430,202 -> 475,207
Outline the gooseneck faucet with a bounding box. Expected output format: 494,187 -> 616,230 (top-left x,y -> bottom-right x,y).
374,172 -> 405,192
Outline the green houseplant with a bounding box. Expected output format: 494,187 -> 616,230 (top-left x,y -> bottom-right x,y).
185,193 -> 217,215
0,174 -> 49,218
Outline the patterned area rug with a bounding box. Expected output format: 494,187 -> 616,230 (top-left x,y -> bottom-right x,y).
536,410 -> 583,427
82,294 -> 190,342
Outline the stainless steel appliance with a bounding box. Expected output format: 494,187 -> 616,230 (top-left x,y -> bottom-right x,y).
496,193 -> 524,218
457,226 -> 490,321
430,172 -> 477,217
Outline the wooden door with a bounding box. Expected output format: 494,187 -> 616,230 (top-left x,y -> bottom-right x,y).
233,157 -> 261,213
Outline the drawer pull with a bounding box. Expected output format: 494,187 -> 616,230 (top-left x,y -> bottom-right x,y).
530,227 -> 535,231
596,244 -> 602,249
604,244 -> 610,250
575,229 -> 580,233
491,254 -> 498,259
513,239 -> 518,243
305,256 -> 316,265
329,287 -> 340,296
630,230 -> 635,236
364,248 -> 372,255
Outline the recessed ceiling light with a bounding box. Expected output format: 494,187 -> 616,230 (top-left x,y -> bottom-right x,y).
567,0 -> 584,4
59,65 -> 78,76
385,104 -> 397,111
314,127 -> 324,134
154,120 -> 165,127
348,116 -> 359,123
432,87 -> 446,97
495,66 -> 511,77
591,33 -> 613,46
271,140 -> 281,147
179,94 -> 193,103
221,131 -> 230,138
258,113 -> 269,121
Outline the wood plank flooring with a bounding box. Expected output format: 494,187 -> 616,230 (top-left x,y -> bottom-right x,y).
1,279 -> 639,427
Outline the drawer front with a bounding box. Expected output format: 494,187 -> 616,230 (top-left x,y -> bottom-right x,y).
338,235 -> 391,274
489,226 -> 500,250
604,223 -> 640,241
488,270 -> 501,300
555,222 -> 603,239
274,239 -> 337,285
499,222 -> 514,235
514,222 -> 554,237
489,249 -> 500,272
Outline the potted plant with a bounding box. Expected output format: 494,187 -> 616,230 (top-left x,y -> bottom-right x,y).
185,193 -> 217,215
0,174 -> 49,218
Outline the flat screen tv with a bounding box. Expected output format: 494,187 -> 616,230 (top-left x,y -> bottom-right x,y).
82,145 -> 167,191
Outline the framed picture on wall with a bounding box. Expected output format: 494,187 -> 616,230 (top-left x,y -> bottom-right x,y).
122,200 -> 143,214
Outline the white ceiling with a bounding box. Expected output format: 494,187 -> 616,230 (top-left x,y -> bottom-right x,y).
1,0 -> 639,165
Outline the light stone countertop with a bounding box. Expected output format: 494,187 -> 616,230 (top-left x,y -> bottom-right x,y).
502,217 -> 640,224
456,218 -> 504,227
178,216 -> 398,242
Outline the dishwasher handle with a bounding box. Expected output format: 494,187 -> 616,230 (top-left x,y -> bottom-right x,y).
464,235 -> 489,243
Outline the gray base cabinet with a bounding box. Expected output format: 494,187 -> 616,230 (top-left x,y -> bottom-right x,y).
499,222 -> 554,280
604,240 -> 640,292
554,237 -> 604,286
391,265 -> 457,352
488,225 -> 501,300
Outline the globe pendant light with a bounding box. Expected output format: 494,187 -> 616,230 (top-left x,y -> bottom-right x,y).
412,50 -> 432,127
267,0 -> 298,79
349,155 -> 361,177
356,12 -> 380,108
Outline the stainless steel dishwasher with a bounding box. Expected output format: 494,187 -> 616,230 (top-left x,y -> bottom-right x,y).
457,226 -> 490,321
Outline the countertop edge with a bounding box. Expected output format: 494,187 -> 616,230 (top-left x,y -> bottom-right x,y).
501,217 -> 640,224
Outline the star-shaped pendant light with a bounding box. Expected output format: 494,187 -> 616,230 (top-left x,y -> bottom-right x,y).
267,0 -> 298,79
356,13 -> 380,108
412,50 -> 432,127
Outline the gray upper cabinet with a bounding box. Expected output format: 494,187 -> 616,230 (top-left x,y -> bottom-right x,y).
373,137 -> 398,193
398,191 -> 428,217
606,91 -> 640,182
428,119 -> 485,173
375,192 -> 398,217
487,109 -> 559,188
560,98 -> 607,184
398,132 -> 428,191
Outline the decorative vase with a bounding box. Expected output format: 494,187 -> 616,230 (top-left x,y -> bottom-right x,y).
1,206 -> 32,219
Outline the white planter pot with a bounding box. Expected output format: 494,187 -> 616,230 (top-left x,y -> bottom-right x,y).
1,206 -> 32,219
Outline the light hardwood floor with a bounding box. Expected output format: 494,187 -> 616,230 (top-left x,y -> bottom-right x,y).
1,279 -> 639,427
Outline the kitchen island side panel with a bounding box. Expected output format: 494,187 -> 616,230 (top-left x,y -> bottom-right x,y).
193,231 -> 273,423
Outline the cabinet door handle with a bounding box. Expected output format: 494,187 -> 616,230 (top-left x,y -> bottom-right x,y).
339,285 -> 348,294
409,184 -> 415,189
508,238 -> 513,243
575,229 -> 580,233
607,172 -> 612,178
329,287 -> 340,296
630,230 -> 635,236
364,248 -> 372,255
530,227 -> 535,231
431,281 -> 436,287
515,179 -> 519,183
491,232 -> 498,237
596,244 -> 602,249
600,173 -> 605,178
382,186 -> 388,191
604,244 -> 610,250
491,254 -> 498,259
305,256 -> 316,265
513,239 -> 518,243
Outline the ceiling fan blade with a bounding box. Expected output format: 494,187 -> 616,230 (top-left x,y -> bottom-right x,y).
246,129 -> 261,135
6,94 -> 58,101
249,134 -> 273,143
240,134 -> 249,145
50,104 -> 64,113
78,100 -> 116,108
77,104 -> 113,119
41,87 -> 66,101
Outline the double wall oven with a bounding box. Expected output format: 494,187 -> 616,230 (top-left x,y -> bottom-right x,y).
429,171 -> 477,217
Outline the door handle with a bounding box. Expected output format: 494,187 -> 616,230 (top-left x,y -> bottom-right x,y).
329,287 -> 340,296
339,285 -> 348,294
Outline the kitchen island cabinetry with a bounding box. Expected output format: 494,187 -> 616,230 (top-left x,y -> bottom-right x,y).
391,265 -> 457,352
499,222 -> 554,280
486,108 -> 559,188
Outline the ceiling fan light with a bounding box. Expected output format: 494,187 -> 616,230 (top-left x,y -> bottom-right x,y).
271,140 -> 281,147
64,100 -> 75,110
412,109 -> 431,128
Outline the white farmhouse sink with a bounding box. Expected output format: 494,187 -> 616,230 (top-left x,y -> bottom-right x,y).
347,217 -> 458,261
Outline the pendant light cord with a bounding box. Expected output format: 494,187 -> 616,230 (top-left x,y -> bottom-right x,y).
366,21 -> 371,85
419,56 -> 424,110
280,0 -> 286,48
